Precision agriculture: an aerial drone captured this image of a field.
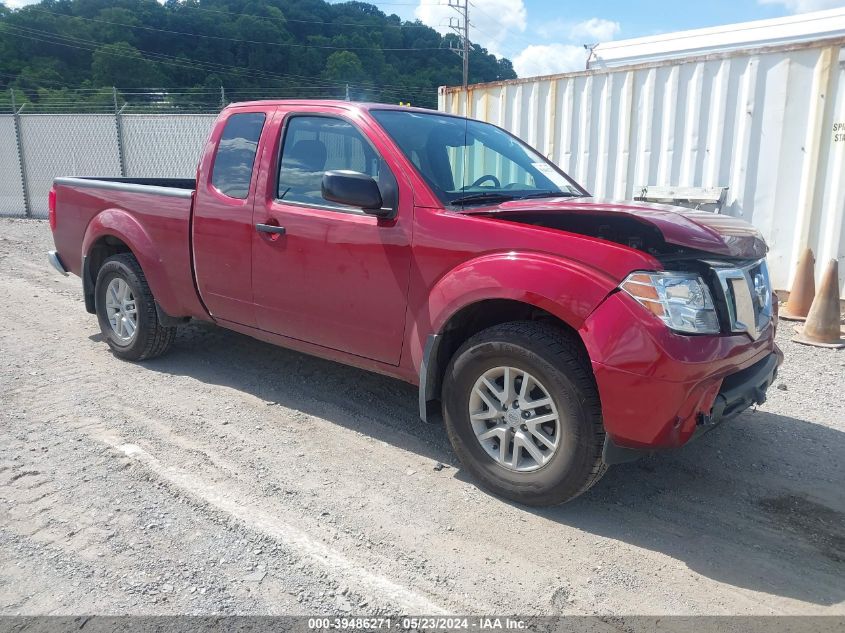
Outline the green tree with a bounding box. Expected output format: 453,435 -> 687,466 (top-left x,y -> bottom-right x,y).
323,51 -> 366,83
91,41 -> 163,89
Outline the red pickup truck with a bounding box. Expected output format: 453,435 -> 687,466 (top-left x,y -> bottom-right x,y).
48,100 -> 782,505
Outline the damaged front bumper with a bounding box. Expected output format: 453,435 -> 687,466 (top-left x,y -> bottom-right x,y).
601,350 -> 781,465
579,289 -> 782,465
695,351 -> 780,432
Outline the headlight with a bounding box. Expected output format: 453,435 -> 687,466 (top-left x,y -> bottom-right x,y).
620,272 -> 720,334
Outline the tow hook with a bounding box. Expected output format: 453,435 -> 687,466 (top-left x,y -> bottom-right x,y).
696,412 -> 713,427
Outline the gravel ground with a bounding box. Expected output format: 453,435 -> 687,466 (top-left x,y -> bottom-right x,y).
0,217 -> 843,616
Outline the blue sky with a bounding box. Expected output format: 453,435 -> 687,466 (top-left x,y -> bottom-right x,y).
379,0 -> 845,75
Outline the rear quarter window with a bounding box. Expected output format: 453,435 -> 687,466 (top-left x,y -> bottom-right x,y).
211,112 -> 266,199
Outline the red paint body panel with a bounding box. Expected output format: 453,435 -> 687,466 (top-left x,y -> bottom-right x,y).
250,106 -> 414,365
462,197 -> 768,259
400,208 -> 659,376
192,104 -> 274,328
580,291 -> 780,448
52,184 -> 207,320
50,100 -> 782,453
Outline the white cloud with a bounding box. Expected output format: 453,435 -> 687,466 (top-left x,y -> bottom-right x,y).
568,18 -> 620,42
758,0 -> 845,11
536,17 -> 620,43
414,0 -> 527,58
513,43 -> 588,77
512,17 -> 619,78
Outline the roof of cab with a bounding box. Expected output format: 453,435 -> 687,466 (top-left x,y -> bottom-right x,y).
224,99 -> 448,117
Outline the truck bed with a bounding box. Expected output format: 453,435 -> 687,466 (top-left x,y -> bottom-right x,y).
55,176 -> 196,194
51,176 -> 206,321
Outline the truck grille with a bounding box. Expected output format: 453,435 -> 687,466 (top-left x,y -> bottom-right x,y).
714,259 -> 773,340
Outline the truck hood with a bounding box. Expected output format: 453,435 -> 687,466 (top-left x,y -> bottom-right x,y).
463,197 -> 767,259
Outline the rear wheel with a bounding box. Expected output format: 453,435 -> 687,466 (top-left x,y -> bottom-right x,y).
94,253 -> 176,361
442,321 -> 606,506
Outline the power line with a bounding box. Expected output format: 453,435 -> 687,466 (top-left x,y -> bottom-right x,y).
0,24 -> 331,85
467,0 -> 533,49
0,0 -> 467,106
0,19 -> 451,93
467,22 -> 498,51
0,69 -> 110,90
143,3 -> 439,31
0,71 -> 342,94
22,8 -> 450,52
0,24 -> 438,97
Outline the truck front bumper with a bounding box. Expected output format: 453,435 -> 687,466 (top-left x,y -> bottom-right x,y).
579,291 -> 783,460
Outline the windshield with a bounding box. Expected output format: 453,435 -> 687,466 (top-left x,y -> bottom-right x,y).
370,109 -> 586,207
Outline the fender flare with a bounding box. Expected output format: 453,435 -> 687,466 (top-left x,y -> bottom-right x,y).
413,251 -> 618,421
81,208 -> 183,318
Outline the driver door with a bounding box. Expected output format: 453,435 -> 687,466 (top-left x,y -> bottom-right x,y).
251,111 -> 413,366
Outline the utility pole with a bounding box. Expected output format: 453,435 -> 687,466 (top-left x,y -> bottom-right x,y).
219,85 -> 226,109
448,0 -> 469,89
345,83 -> 350,101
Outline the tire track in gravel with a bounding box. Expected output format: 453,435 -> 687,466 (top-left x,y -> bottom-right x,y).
104,437 -> 444,614
0,416 -> 310,614
1,385 -> 447,614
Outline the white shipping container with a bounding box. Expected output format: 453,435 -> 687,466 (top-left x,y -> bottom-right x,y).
438,37 -> 845,295
590,8 -> 845,69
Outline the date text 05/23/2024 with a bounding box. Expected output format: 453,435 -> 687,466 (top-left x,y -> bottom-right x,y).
307,617 -> 529,630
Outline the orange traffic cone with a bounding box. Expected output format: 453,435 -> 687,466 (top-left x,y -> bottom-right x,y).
792,259 -> 845,349
780,248 -> 816,321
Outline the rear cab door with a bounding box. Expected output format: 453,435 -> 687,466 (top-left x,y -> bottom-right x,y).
250,104 -> 415,365
192,105 -> 274,327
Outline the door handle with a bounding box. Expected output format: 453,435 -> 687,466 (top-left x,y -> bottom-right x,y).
255,223 -> 286,235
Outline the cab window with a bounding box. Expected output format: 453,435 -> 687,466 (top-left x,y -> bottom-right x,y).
277,115 -> 394,211
211,112 -> 266,199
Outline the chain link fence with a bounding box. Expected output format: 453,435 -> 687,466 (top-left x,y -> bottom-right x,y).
0,109 -> 217,218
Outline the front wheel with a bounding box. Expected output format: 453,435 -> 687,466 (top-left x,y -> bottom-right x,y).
94,253 -> 176,361
442,321 -> 606,506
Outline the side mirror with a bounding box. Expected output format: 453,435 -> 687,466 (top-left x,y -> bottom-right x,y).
322,170 -> 387,216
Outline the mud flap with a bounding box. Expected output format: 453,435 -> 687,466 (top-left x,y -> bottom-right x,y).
602,435 -> 648,465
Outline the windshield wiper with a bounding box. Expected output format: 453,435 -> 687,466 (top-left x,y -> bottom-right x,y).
450,192 -> 518,206
516,190 -> 581,200
451,189 -> 586,207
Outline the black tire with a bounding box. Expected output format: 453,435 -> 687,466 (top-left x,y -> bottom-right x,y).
442,321 -> 606,506
94,253 -> 176,361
